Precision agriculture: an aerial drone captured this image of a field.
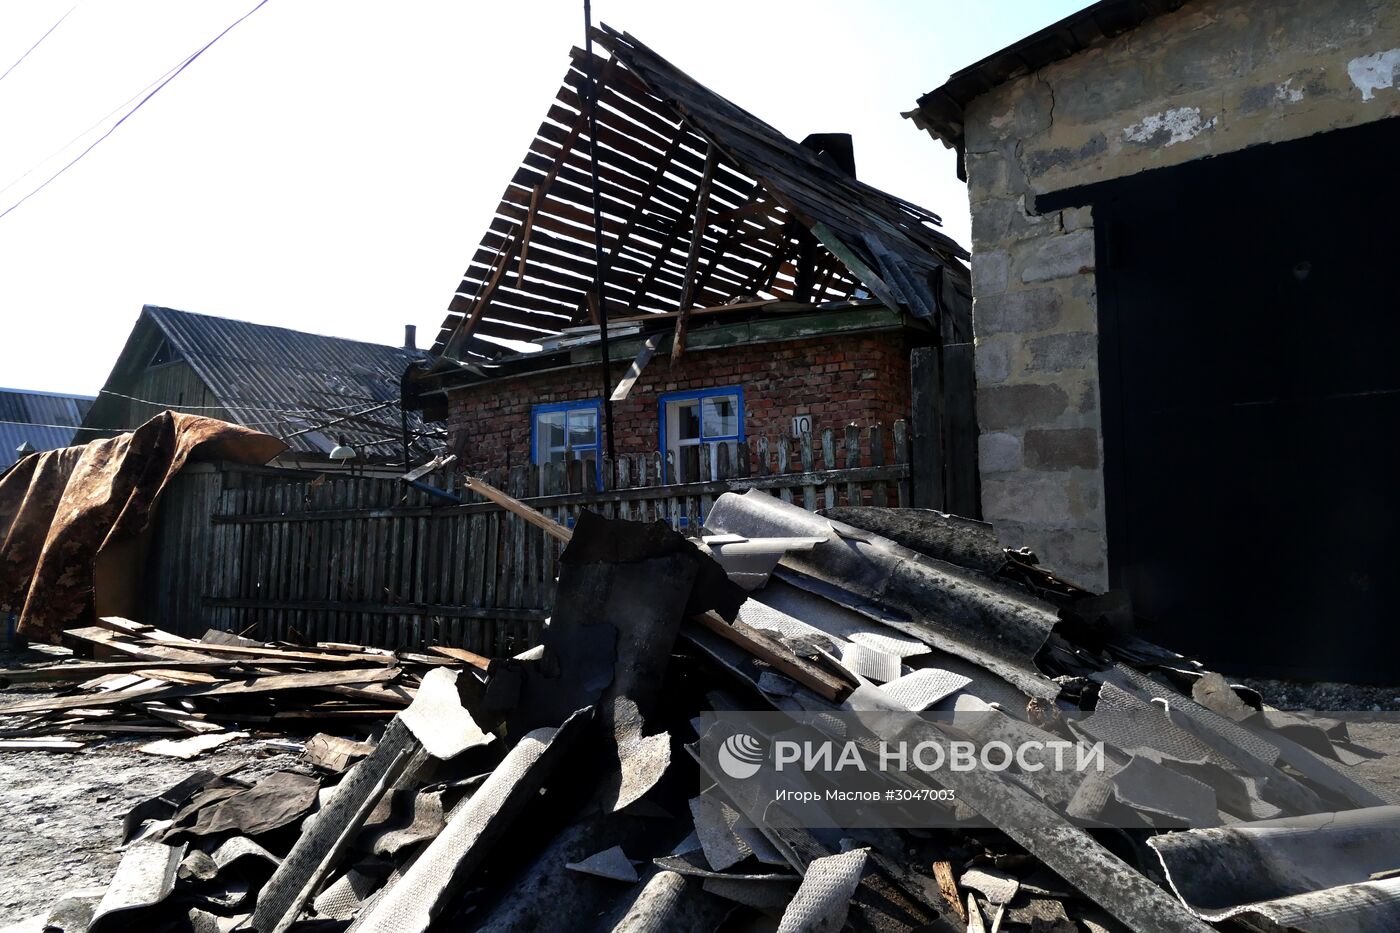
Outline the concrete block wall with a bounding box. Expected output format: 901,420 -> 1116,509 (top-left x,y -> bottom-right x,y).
444,331 -> 914,475
958,0 -> 1400,588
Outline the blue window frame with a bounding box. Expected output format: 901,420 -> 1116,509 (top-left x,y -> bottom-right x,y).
530,400 -> 603,487
659,387 -> 744,484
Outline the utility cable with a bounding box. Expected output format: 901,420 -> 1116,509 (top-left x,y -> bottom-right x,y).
0,0 -> 271,222
0,2 -> 79,87
0,52 -> 187,200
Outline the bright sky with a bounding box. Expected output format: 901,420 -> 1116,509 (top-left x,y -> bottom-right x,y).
0,0 -> 1092,396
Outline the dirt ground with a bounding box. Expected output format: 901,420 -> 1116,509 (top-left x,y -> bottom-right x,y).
0,736 -> 306,926
3,668 -> 1400,927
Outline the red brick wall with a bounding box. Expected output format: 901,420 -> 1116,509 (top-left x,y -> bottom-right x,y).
445,331 -> 914,474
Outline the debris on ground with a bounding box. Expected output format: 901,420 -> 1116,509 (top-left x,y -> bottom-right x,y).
3,487 -> 1399,932
0,616 -> 473,749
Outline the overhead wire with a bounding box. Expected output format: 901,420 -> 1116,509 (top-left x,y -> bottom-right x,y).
0,50 -> 189,200
0,0 -> 272,222
96,388 -> 393,419
0,2 -> 80,87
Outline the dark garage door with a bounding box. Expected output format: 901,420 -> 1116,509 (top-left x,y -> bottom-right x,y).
1062,117 -> 1400,682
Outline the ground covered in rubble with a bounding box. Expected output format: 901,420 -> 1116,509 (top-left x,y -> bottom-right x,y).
0,734 -> 304,925
1239,676 -> 1400,712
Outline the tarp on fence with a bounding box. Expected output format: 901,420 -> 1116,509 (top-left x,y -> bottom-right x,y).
0,411 -> 284,643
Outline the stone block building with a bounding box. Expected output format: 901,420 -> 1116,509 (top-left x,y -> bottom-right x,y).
908,0 -> 1400,679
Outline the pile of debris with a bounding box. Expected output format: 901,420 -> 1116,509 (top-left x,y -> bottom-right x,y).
0,617 -> 484,755
3,488 -> 1397,932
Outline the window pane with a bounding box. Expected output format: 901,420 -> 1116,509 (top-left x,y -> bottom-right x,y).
537,411 -> 565,460
702,394 -> 739,438
567,408 -> 597,450
574,447 -> 597,464
675,400 -> 701,441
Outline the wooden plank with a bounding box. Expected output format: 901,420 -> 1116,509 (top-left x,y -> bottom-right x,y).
0,659 -> 278,686
870,423 -> 888,508
427,645 -> 492,671
62,627 -> 212,663
672,146 -> 718,361
687,612 -> 848,703
0,739 -> 86,751
800,430 -> 816,510
822,428 -> 837,510
777,436 -> 792,504
893,419 -> 911,508
845,423 -> 861,507
943,343 -> 981,519
909,346 -> 946,511
140,640 -> 397,665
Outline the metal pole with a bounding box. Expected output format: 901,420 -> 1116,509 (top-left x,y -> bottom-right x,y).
584,0 -> 616,463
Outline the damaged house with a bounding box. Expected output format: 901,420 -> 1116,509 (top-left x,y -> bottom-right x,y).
80,305 -> 442,472
906,0 -> 1400,681
408,27 -> 979,514
7,13 -> 1400,933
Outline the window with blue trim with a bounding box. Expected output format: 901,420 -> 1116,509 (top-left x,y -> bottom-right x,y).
660,387 -> 743,483
531,401 -> 602,486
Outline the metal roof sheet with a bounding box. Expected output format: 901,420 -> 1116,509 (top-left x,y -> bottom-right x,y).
0,387 -> 93,468
102,306 -> 440,461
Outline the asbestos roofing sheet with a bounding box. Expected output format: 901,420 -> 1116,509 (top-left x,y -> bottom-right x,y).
1150,806 -> 1400,928
250,718 -> 424,933
877,668 -> 972,711
819,506 -> 1005,575
1096,665 -> 1281,766
350,714 -> 587,933
611,869 -> 736,933
776,848 -> 869,933
564,845 -> 639,883
398,667 -> 493,760
706,491 -> 1060,699
747,578 -> 930,658
88,841 -> 186,932
837,641 -> 903,684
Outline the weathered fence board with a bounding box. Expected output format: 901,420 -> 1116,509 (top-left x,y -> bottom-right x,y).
144,421 -> 915,656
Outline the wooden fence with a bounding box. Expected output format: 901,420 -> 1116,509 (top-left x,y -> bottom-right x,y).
144,420 -> 913,655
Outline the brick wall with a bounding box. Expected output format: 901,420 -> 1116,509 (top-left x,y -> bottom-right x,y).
445,331 -> 915,474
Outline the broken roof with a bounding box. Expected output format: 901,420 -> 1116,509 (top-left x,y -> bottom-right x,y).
906,0 -> 1185,173
0,387 -> 93,468
83,305 -> 440,461
429,25 -> 971,367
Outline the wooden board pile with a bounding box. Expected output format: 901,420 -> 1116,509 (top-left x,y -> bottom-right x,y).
0,617 -> 489,755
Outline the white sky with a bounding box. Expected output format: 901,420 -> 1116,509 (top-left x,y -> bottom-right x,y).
0,0 -> 1092,397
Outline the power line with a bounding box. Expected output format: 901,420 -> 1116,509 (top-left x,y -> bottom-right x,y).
0,0 -> 271,223
0,52 -> 188,200
97,388 -> 392,419
0,3 -> 79,87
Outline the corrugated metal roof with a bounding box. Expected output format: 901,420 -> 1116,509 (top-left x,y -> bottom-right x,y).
0,387 -> 93,469
124,307 -> 439,460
